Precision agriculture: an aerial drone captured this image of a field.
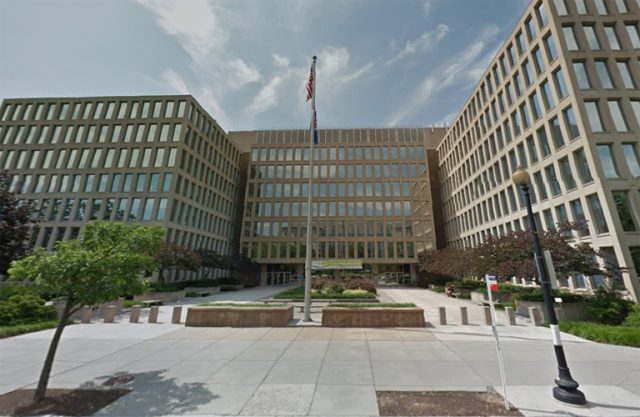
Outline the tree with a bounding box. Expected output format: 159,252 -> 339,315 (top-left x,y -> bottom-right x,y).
156,242 -> 201,283
417,248 -> 474,280
0,170 -> 38,277
471,223 -> 610,280
196,249 -> 224,279
8,221 -> 164,403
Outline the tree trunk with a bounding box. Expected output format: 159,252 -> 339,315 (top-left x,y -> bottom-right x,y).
33,299 -> 73,403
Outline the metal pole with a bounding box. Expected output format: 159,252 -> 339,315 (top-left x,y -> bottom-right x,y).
485,275 -> 509,411
303,56 -> 317,322
520,184 -> 586,405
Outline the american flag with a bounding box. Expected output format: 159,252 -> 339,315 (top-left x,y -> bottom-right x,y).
306,62 -> 315,102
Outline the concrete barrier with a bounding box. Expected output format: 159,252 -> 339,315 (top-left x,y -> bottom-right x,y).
148,306 -> 159,323
460,307 -> 469,325
172,306 -> 182,324
130,306 -> 141,323
322,307 -> 425,327
554,307 -> 565,321
103,305 -> 116,323
529,307 -> 542,326
505,307 -> 516,325
439,307 -> 447,325
80,308 -> 93,323
483,306 -> 492,325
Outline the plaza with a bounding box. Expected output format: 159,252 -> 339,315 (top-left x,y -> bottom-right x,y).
1,287 -> 639,417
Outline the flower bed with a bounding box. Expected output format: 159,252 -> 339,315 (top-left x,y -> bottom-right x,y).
322,304 -> 425,327
273,286 -> 376,300
185,304 -> 293,327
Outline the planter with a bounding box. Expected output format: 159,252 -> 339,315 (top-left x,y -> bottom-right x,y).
322,307 -> 425,327
133,290 -> 186,303
185,305 -> 293,327
515,300 -> 588,321
184,286 -> 221,295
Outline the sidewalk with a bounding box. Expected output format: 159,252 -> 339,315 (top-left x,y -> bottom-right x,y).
0,287 -> 638,417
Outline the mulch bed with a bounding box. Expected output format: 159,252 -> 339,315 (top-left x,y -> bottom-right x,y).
0,389 -> 130,416
377,391 -> 523,416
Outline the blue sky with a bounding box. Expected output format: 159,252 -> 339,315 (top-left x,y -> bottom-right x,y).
0,0 -> 528,131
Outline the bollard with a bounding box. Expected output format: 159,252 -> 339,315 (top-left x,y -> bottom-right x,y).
554,307 -> 565,321
148,306 -> 159,323
439,307 -> 447,325
171,306 -> 182,324
80,307 -> 93,323
103,305 -> 116,323
483,306 -> 492,325
528,307 -> 542,326
130,305 -> 141,323
505,307 -> 516,325
460,307 -> 469,325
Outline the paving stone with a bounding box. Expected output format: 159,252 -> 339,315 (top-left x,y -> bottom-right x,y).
207,360 -> 275,385
318,361 -> 373,385
240,384 -> 315,415
309,384 -> 379,416
264,360 -> 322,384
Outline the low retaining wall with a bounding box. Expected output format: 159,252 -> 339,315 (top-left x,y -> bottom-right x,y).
470,291 -> 511,304
515,300 -> 587,321
133,290 -> 186,303
185,306 -> 293,327
322,307 -> 425,327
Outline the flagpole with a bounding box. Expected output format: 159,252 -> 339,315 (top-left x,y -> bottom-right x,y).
303,55 -> 317,322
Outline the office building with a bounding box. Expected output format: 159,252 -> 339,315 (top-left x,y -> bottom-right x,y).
437,0 -> 640,298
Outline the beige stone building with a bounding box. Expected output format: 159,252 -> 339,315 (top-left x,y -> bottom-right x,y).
437,0 -> 640,299
229,128 -> 446,285
0,95 -> 242,280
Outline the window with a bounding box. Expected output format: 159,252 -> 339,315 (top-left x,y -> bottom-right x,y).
617,61 -> 636,88
527,136 -> 538,163
545,165 -> 562,195
157,198 -> 167,220
597,144 -> 620,178
608,100 -> 628,132
526,17 -> 537,40
626,24 -> 640,48
532,47 -> 545,74
516,31 -> 526,55
537,126 -> 551,157
595,60 -> 614,88
604,25 -> 621,49
632,100 -> 640,125
523,60 -> 534,86
585,101 -> 604,132
622,143 -> 640,177
559,157 -> 577,190
550,117 -> 564,149
543,35 -> 558,62
129,198 -> 141,220
570,199 -> 589,236
142,199 -> 154,220
583,25 -> 601,50
562,26 -> 579,50
612,191 -> 637,231
563,106 -> 580,139
537,2 -> 548,27
576,0 -> 588,14
594,0 -> 608,14
587,194 -> 609,234
573,148 -> 593,183
553,69 -> 568,99
573,62 -> 591,89
530,92 -> 542,119
540,80 -> 555,110
534,171 -> 548,200
553,0 -> 567,15
615,0 -> 628,12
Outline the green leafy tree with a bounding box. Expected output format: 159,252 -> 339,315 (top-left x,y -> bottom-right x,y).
8,221 -> 164,403
156,242 -> 202,283
0,170 -> 38,277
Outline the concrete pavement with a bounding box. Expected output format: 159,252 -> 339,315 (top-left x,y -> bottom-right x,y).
0,286 -> 639,417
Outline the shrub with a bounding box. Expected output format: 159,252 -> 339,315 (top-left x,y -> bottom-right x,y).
623,304 -> 640,328
145,281 -> 181,292
345,278 -> 377,294
185,291 -> 198,297
584,289 -> 634,325
220,286 -> 240,292
559,321 -> 640,348
515,288 -> 587,303
447,280 -> 484,290
342,289 -> 370,297
312,278 -> 344,293
0,294 -> 56,326
0,284 -> 30,301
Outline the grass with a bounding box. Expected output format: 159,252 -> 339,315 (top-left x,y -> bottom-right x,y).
199,303 -> 288,307
273,286 -> 376,300
559,321 -> 640,348
328,303 -> 417,308
0,320 -> 61,338
123,300 -> 143,308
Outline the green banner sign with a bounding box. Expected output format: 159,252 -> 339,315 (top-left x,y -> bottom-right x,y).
311,259 -> 363,270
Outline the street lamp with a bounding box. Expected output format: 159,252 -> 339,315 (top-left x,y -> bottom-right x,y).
512,166 -> 587,405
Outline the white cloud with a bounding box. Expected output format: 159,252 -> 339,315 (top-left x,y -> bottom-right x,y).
317,46 -> 374,92
422,1 -> 433,17
162,68 -> 190,94
246,73 -> 288,115
227,58 -> 261,88
200,86 -> 230,129
386,24 -> 449,66
387,24 -> 500,126
273,54 -> 290,68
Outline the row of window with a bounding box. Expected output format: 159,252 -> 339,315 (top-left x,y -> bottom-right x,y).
0,146 -> 177,171
562,21 -> 640,52
247,181 -> 422,199
243,240 -> 417,260
169,200 -> 234,237
584,98 -> 640,133
38,196 -> 168,223
0,99 -> 187,122
246,200 -> 415,218
249,163 -> 428,181
554,0 -> 639,17
250,145 -> 426,162
573,58 -> 638,90
8,172 -> 172,195
243,220 -> 416,239
0,122 -> 182,146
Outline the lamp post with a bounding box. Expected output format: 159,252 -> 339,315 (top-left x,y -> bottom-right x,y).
511,166 -> 587,405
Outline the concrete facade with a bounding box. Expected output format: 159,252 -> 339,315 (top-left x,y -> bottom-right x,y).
436,0 -> 640,299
